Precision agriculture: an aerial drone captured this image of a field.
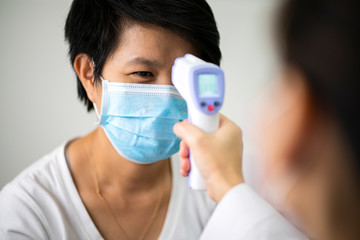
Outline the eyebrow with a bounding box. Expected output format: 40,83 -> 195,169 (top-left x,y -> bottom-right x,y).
125,57 -> 162,68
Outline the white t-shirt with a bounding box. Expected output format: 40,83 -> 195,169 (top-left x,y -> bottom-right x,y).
0,141 -> 216,240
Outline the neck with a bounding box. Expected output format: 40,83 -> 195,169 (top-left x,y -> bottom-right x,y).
80,127 -> 171,192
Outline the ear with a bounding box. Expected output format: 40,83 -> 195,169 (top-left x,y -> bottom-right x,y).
73,54 -> 96,103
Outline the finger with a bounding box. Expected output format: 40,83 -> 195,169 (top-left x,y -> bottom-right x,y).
180,156 -> 191,173
180,169 -> 189,177
218,114 -> 233,128
218,113 -> 227,124
179,140 -> 189,159
218,114 -> 242,135
173,120 -> 206,146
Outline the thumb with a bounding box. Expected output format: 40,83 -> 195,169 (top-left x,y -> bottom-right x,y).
173,120 -> 205,146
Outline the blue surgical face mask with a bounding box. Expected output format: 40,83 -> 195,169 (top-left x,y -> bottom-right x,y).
94,77 -> 187,164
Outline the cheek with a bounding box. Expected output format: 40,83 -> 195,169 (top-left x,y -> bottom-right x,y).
251,93 -> 302,207
259,97 -> 304,181
245,89 -> 290,184
262,120 -> 286,172
258,99 -> 292,178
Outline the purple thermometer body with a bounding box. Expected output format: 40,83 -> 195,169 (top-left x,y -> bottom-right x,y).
172,54 -> 225,190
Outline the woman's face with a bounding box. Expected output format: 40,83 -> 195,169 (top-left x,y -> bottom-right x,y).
93,24 -> 196,109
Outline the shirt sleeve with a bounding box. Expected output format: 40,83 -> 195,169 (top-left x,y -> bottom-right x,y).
0,184 -> 50,240
200,184 -> 308,240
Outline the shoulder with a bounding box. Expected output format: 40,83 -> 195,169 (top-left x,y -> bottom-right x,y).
0,144 -> 66,239
1,144 -> 65,199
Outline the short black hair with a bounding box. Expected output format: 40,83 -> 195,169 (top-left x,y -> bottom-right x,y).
65,0 -> 221,111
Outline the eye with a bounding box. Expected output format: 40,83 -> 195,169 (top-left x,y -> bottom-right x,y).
133,71 -> 154,78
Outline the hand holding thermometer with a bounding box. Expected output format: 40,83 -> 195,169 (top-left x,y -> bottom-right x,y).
172,54 -> 225,190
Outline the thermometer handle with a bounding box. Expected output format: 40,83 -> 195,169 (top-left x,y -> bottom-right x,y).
188,111 -> 219,190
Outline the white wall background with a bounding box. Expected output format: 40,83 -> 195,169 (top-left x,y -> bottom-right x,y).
0,0 -> 280,188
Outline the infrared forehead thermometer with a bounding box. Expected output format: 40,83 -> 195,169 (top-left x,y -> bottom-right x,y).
172,54 -> 225,190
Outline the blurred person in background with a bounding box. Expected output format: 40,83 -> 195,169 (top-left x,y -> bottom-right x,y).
0,0 -> 222,239
175,0 -> 360,239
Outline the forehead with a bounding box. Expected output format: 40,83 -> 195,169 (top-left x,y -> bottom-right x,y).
109,23 -> 197,66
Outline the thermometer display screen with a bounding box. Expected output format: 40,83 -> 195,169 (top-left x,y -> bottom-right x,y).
198,74 -> 218,96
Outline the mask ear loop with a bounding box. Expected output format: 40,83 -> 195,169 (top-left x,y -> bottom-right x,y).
93,103 -> 100,120
91,59 -> 101,124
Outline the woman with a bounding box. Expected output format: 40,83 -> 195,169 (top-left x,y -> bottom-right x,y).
0,0 -> 221,239
175,0 -> 360,239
